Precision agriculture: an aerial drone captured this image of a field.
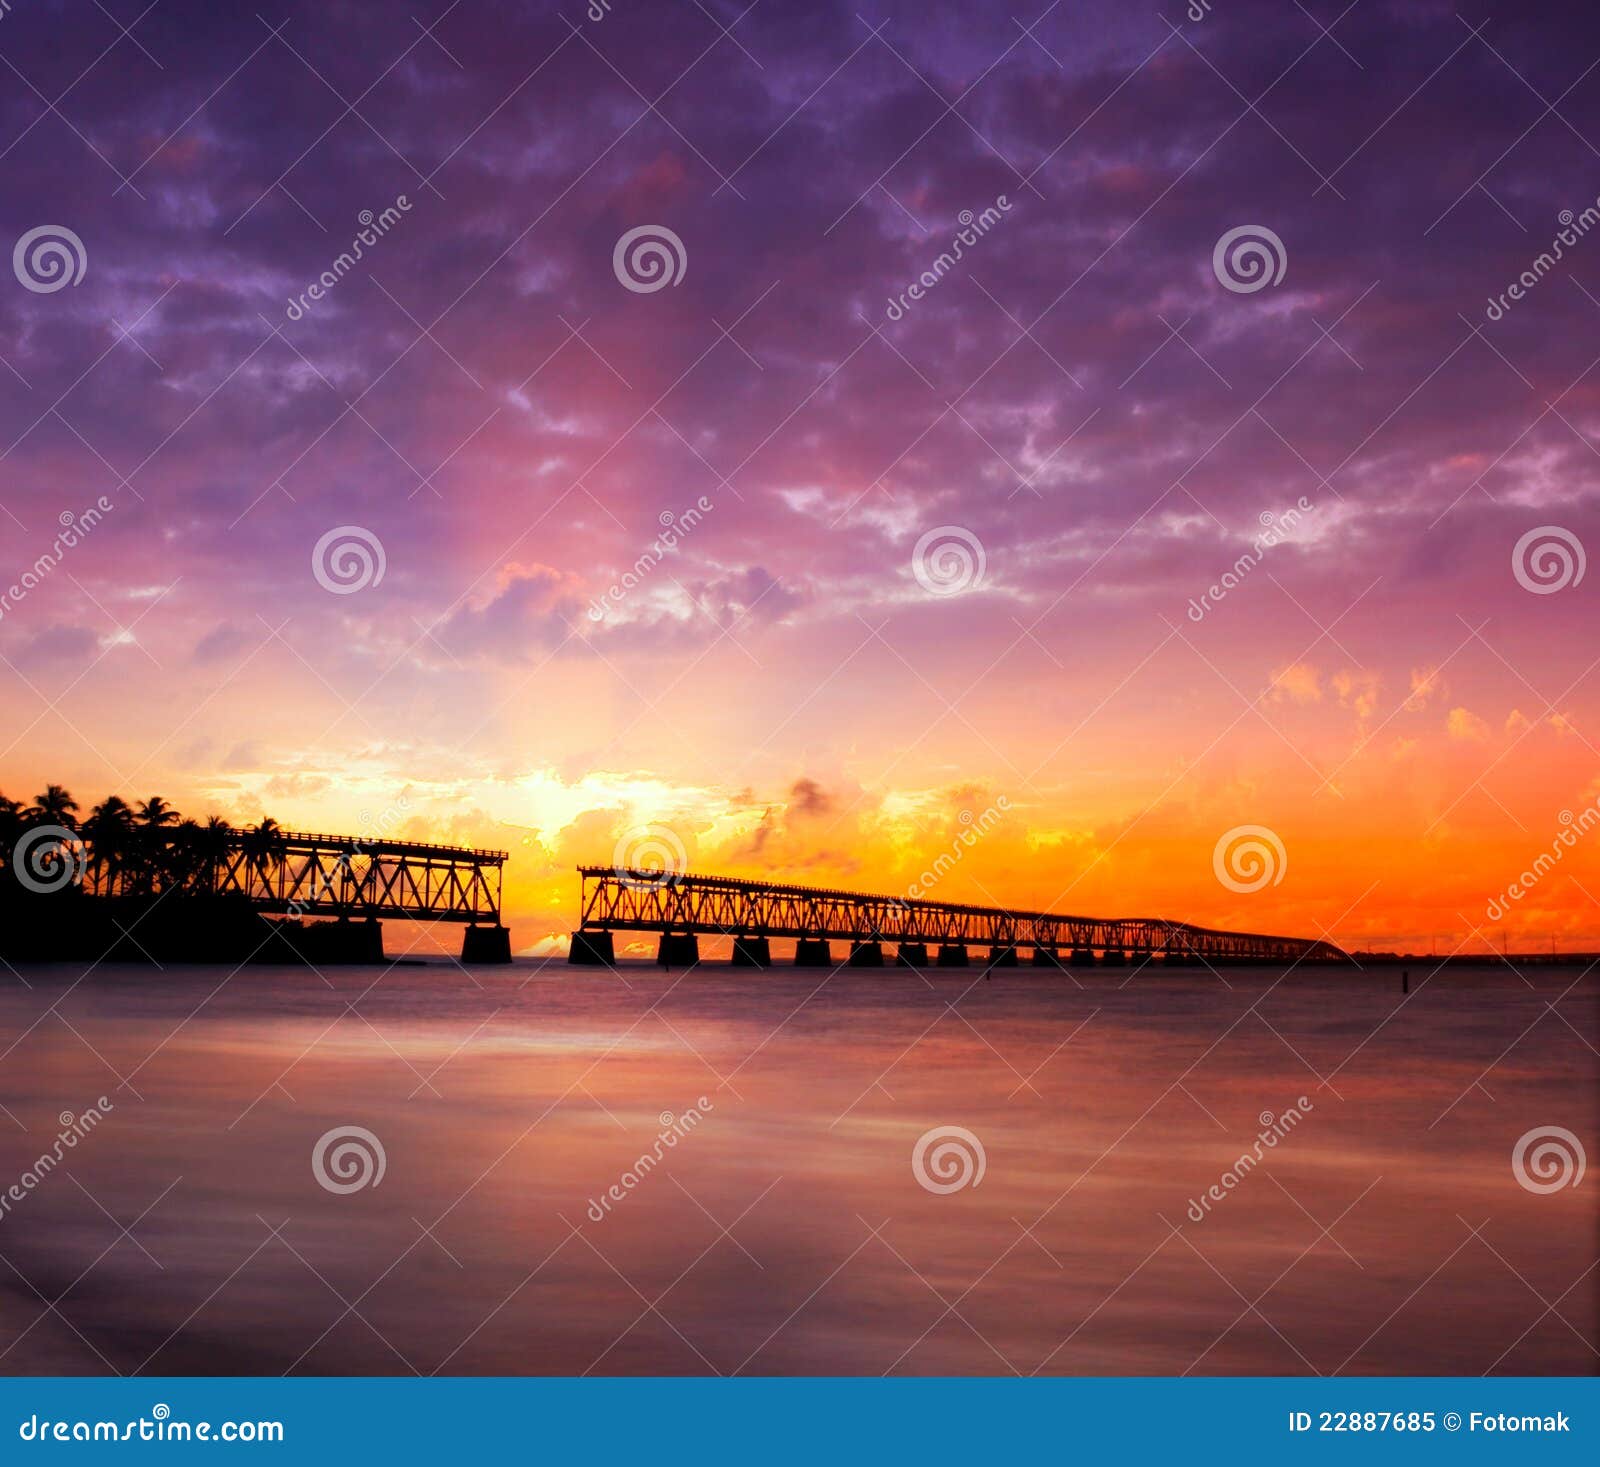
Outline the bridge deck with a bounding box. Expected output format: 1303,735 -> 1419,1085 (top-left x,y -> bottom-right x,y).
85,828 -> 506,923
576,866 -> 1345,962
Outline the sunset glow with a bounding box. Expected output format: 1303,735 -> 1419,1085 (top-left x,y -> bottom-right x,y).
2,1 -> 1597,955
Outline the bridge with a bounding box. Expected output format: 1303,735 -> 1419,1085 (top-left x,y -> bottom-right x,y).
82,827 -> 512,963
568,867 -> 1347,968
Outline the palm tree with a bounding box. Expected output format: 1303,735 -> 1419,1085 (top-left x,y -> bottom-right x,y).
241,818 -> 287,897
27,785 -> 79,830
198,816 -> 233,896
0,794 -> 21,880
132,796 -> 182,891
166,820 -> 211,893
84,796 -> 135,896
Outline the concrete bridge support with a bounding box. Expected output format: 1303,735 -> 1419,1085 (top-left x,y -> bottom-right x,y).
1101,948 -> 1127,966
568,929 -> 614,964
730,935 -> 772,967
461,924 -> 512,964
303,917 -> 386,964
896,943 -> 929,966
1032,946 -> 1065,968
794,938 -> 832,965
657,932 -> 700,966
985,945 -> 1019,967
1069,948 -> 1095,965
937,943 -> 969,967
848,940 -> 885,967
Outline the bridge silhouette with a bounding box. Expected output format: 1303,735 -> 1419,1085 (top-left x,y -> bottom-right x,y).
80,826 -> 512,963
568,867 -> 1346,968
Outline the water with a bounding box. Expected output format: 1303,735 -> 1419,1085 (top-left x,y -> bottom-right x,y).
0,961 -> 1592,1376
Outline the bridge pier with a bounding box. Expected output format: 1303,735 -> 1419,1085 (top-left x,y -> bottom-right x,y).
730,935 -> 772,967
657,932 -> 699,966
568,930 -> 615,965
462,924 -> 512,964
297,917 -> 385,964
571,869 -> 1346,976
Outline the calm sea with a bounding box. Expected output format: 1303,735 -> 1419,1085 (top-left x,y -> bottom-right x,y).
0,960 -> 1593,1376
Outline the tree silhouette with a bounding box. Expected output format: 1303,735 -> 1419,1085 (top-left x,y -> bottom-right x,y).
84,796 -> 135,896
242,818 -> 287,895
27,785 -> 79,829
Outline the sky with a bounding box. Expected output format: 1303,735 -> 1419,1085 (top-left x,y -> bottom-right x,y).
1,0 -> 1598,955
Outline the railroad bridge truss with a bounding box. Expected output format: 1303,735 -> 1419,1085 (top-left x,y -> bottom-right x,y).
82,828 -> 512,963
570,867 -> 1347,968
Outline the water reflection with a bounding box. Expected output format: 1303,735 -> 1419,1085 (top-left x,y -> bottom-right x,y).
0,962 -> 1592,1375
